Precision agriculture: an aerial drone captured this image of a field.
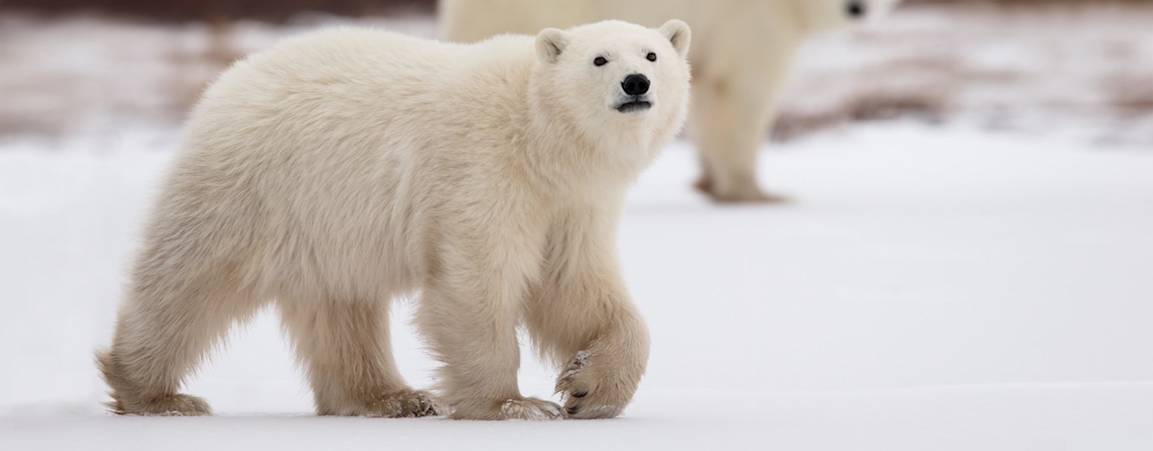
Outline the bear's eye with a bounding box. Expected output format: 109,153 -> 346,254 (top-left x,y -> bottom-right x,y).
646,52 -> 658,62
593,56 -> 608,67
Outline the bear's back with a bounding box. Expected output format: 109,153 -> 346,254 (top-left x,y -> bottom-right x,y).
184,28 -> 538,165
200,27 -> 536,111
166,28 -> 545,294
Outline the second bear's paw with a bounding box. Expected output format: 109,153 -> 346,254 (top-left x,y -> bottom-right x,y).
555,350 -> 628,419
709,186 -> 789,204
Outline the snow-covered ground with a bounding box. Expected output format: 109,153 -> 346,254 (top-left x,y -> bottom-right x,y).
2,123 -> 1151,449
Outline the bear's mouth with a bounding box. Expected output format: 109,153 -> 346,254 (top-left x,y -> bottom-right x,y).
616,98 -> 652,113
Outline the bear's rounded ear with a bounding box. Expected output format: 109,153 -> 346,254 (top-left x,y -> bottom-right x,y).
659,19 -> 691,58
535,28 -> 569,63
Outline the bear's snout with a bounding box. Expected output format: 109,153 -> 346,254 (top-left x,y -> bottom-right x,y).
846,0 -> 867,18
621,74 -> 651,96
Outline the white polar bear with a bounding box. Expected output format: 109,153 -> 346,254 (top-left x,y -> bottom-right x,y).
97,20 -> 692,420
441,0 -> 901,202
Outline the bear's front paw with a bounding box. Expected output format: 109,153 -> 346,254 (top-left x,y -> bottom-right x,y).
555,350 -> 632,419
110,393 -> 212,416
498,398 -> 565,420
449,397 -> 563,420
363,389 -> 441,418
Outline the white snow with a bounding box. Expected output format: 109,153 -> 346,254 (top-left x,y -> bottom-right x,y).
2,123 -> 1151,450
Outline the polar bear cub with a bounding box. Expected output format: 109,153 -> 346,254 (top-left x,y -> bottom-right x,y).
442,0 -> 901,203
97,20 -> 691,420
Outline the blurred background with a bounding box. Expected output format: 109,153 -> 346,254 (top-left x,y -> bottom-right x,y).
1,1 -> 1151,449
1,0 -> 1151,144
0,0 -> 1148,144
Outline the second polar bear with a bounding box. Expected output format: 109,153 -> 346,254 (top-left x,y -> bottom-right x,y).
97,20 -> 692,420
442,0 -> 901,203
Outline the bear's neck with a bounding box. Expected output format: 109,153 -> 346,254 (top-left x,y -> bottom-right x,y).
523,104 -> 653,202
521,91 -> 655,202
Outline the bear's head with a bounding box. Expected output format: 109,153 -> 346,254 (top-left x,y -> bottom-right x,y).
530,20 -> 691,166
796,0 -> 903,33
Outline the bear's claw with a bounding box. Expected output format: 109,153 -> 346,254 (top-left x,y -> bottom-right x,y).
555,350 -> 626,419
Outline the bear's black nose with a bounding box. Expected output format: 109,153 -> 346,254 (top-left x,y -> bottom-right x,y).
621,74 -> 650,96
846,0 -> 867,18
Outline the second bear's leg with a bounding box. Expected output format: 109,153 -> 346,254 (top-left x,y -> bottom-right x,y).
278,299 -> 438,417
692,74 -> 787,204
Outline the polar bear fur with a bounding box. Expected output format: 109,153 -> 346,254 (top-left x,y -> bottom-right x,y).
96,20 -> 692,420
441,0 -> 901,202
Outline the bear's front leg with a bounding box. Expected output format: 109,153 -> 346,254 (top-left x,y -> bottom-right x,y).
416,228 -> 562,420
550,310 -> 648,419
525,206 -> 650,419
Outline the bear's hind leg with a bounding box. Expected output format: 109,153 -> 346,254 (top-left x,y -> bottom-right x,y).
98,261 -> 264,416
278,298 -> 439,418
